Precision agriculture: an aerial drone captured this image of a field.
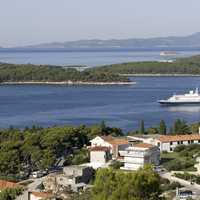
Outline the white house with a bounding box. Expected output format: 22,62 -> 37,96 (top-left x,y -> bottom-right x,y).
89,146 -> 111,168
90,136 -> 129,159
121,143 -> 160,171
128,134 -> 200,152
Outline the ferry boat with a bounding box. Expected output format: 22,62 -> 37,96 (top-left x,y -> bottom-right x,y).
160,51 -> 177,56
158,88 -> 200,105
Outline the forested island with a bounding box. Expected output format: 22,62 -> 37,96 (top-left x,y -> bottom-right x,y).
0,63 -> 131,84
90,55 -> 200,75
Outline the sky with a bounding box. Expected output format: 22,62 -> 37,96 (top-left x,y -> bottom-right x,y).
0,0 -> 200,47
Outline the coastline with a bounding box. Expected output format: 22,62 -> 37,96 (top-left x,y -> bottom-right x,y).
0,81 -> 136,85
120,73 -> 200,77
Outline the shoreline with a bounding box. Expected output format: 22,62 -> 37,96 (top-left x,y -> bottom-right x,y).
0,81 -> 136,85
120,73 -> 200,77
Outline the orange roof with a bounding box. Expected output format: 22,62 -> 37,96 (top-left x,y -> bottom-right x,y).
90,146 -> 110,152
158,134 -> 200,143
133,143 -> 155,149
31,191 -> 54,198
100,136 -> 129,145
0,180 -> 19,189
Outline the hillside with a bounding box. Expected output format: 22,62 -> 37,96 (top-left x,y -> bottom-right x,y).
89,55 -> 200,75
6,32 -> 200,49
0,63 -> 130,83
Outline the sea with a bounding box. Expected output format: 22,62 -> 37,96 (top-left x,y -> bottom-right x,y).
0,48 -> 200,132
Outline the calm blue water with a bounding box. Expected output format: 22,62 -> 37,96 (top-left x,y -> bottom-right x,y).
0,77 -> 200,131
0,49 -> 200,66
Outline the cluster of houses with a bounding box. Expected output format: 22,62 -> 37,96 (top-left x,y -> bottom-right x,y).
88,132 -> 200,170
2,132 -> 200,199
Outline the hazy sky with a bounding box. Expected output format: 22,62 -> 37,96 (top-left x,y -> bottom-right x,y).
1,0 -> 200,47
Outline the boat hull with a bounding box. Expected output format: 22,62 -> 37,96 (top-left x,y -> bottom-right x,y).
158,101 -> 200,105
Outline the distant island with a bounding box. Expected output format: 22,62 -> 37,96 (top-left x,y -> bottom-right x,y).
3,32 -> 200,50
90,55 -> 200,76
1,55 -> 200,85
0,63 -> 132,85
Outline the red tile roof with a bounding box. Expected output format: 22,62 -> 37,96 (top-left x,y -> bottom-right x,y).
100,136 -> 129,145
0,180 -> 19,189
90,146 -> 110,152
158,134 -> 200,143
31,191 -> 54,198
133,143 -> 155,149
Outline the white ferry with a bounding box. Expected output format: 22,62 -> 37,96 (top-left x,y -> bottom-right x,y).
160,51 -> 177,56
158,88 -> 200,105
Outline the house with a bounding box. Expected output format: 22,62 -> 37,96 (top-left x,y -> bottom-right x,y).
43,165 -> 94,193
128,134 -> 200,152
90,136 -> 129,159
121,143 -> 160,171
157,134 -> 200,152
0,180 -> 20,191
89,146 -> 111,168
28,191 -> 55,200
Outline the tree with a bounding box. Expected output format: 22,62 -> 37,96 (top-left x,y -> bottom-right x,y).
159,120 -> 167,135
173,119 -> 190,135
139,120 -> 145,135
92,165 -> 163,200
0,188 -> 23,200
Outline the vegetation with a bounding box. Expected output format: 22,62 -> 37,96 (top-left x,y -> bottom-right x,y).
0,187 -> 23,200
90,55 -> 200,75
161,144 -> 200,171
159,120 -> 167,135
92,165 -> 163,200
174,172 -> 200,184
0,63 -> 129,83
0,123 -> 123,181
128,118 -> 199,135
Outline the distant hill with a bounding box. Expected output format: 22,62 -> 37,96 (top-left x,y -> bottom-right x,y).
11,32 -> 200,49
89,55 -> 200,75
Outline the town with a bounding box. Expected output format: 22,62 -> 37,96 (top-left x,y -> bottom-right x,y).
1,120 -> 200,200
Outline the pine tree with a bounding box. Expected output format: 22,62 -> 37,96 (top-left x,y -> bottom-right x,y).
159,120 -> 167,135
139,120 -> 145,134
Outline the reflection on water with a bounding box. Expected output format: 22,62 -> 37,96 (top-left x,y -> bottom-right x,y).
168,106 -> 200,113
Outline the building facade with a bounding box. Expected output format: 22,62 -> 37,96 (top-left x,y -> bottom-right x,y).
90,136 -> 129,159
121,143 -> 160,171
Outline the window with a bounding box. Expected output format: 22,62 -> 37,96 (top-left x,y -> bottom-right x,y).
198,140 -> 200,143
170,141 -> 173,145
170,147 -> 173,151
191,140 -> 194,144
181,141 -> 183,144
188,140 -> 191,144
177,141 -> 180,145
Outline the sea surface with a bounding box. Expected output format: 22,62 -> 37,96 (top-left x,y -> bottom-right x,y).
0,77 -> 200,132
0,48 -> 200,66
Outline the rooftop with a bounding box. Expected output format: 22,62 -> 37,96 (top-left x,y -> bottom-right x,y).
158,134 -> 200,142
100,136 -> 129,145
30,191 -> 54,198
133,143 -> 155,149
90,146 -> 110,152
0,180 -> 19,189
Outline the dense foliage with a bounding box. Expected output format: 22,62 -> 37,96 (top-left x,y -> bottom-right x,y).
0,63 -> 129,83
0,123 -> 123,180
161,144 -> 200,171
92,165 -> 163,200
128,119 -> 199,135
0,187 -> 23,200
174,172 -> 200,184
90,55 -> 200,75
